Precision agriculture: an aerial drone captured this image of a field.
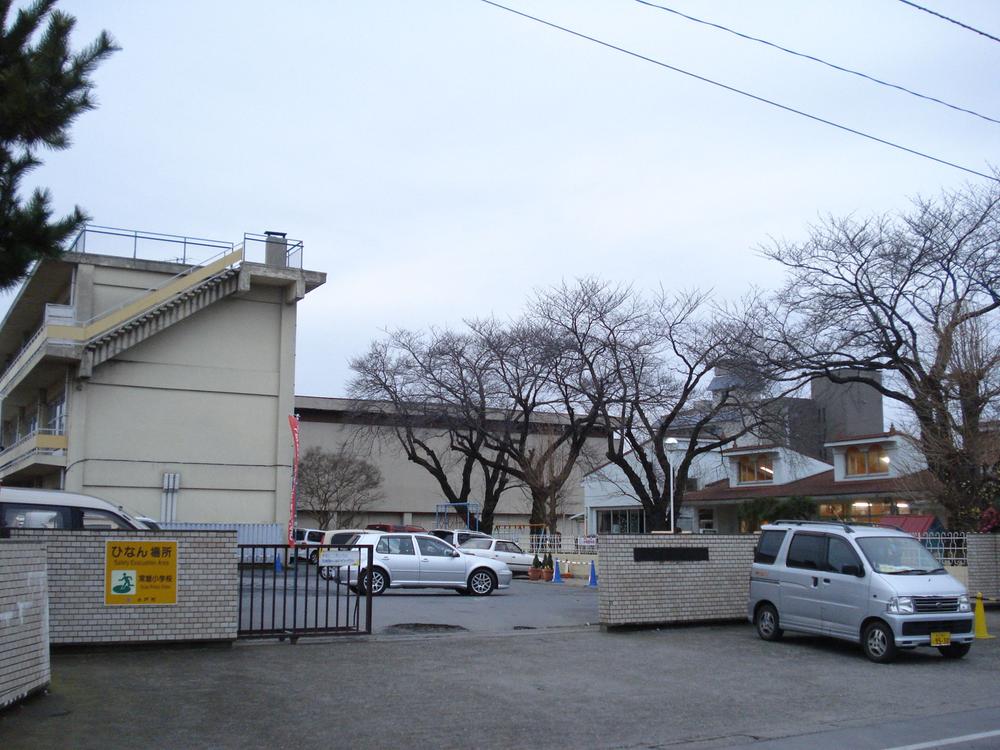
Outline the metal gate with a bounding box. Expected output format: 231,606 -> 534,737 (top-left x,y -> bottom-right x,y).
237,544 -> 373,640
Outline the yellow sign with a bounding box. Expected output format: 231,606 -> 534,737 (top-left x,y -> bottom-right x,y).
105,540 -> 178,606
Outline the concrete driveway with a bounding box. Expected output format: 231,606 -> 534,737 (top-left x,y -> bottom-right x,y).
2,609 -> 998,749
369,577 -> 599,633
237,572 -> 598,635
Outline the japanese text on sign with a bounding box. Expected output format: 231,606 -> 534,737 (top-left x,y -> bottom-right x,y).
105,540 -> 178,606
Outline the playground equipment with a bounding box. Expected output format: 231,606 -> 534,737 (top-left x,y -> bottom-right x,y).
434,502 -> 480,531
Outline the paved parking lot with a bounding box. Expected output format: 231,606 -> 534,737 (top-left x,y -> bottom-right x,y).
238,574 -> 598,635
2,601 -> 997,750
370,577 -> 599,633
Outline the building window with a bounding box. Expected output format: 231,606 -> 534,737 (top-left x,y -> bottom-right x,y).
738,453 -> 774,483
698,509 -> 715,531
46,395 -> 66,434
845,445 -> 889,476
596,508 -> 645,535
819,500 -> 898,523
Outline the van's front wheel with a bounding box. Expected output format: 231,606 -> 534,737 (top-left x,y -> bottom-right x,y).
862,621 -> 897,663
755,603 -> 783,641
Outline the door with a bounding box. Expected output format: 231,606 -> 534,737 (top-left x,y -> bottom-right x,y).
819,535 -> 869,639
495,541 -> 530,572
375,535 -> 420,584
780,532 -> 827,633
416,536 -> 467,584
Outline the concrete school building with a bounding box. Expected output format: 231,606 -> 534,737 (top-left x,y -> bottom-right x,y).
294,396 -> 592,536
0,226 -> 325,524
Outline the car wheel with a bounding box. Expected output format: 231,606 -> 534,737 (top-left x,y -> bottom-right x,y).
309,550 -> 319,565
938,642 -> 971,660
862,621 -> 897,663
318,565 -> 331,580
468,569 -> 496,596
360,567 -> 388,596
754,603 -> 783,641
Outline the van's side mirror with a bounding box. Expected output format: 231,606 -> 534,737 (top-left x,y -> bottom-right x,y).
843,564 -> 863,577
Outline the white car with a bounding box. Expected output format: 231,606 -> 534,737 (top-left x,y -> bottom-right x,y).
460,538 -> 535,575
292,527 -> 327,563
326,532 -> 512,596
429,528 -> 493,547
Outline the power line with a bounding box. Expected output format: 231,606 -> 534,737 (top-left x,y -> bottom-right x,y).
475,0 -> 998,183
634,0 -> 1000,127
896,0 -> 1000,45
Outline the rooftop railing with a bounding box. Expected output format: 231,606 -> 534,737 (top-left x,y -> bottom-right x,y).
67,225 -> 236,265
66,225 -> 305,269
0,225 -> 307,391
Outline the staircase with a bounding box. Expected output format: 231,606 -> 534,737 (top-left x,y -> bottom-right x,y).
84,267 -> 241,371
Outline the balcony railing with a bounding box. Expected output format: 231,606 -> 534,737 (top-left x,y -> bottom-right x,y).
0,427 -> 68,476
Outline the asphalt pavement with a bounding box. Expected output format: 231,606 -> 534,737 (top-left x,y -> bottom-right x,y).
237,574 -> 599,635
2,592 -> 998,750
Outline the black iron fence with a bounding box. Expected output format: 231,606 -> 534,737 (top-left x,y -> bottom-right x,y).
237,544 -> 373,640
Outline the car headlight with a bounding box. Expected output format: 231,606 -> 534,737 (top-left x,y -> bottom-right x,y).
958,594 -> 970,612
887,596 -> 914,614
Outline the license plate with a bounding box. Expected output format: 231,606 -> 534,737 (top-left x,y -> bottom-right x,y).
930,631 -> 951,646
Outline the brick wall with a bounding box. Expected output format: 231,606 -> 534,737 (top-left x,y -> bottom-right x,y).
10,530 -> 237,645
598,535 -> 757,627
968,534 -> 1000,603
1,542 -> 49,709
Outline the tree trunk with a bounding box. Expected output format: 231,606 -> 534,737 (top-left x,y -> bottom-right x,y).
479,504 -> 495,535
644,501 -> 670,533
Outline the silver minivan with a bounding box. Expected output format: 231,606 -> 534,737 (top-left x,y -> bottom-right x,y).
0,487 -> 151,531
748,521 -> 974,663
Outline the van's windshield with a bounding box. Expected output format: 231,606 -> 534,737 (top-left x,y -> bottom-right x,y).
856,536 -> 945,574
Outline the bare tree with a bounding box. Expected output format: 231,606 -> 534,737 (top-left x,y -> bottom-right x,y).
297,447 -> 383,530
540,279 -> 784,532
457,313 -> 606,536
349,331 -> 511,533
759,179 -> 1000,529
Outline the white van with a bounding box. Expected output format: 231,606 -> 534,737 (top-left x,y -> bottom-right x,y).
0,487 -> 151,531
748,520 -> 973,663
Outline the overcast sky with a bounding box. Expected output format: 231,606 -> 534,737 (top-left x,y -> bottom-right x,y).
11,0 -> 1000,397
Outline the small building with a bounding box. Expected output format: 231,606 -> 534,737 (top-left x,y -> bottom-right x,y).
0,226 -> 325,524
583,368 -> 891,534
684,430 -> 937,532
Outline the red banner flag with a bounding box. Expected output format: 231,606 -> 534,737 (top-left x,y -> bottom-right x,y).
287,414 -> 300,547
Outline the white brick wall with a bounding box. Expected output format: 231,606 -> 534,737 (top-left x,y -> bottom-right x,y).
598,535 -> 757,627
968,534 -> 999,602
9,530 -> 238,645
0,542 -> 50,709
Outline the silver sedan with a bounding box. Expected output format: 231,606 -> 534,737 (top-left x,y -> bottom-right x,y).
327,532 -> 512,596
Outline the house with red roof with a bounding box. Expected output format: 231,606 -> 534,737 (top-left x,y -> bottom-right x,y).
581,366 -> 933,534
683,430 -> 938,532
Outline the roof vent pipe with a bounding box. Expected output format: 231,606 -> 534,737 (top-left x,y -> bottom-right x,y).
264,231 -> 287,268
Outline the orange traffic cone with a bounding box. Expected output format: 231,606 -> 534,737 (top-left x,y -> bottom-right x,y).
974,592 -> 995,640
